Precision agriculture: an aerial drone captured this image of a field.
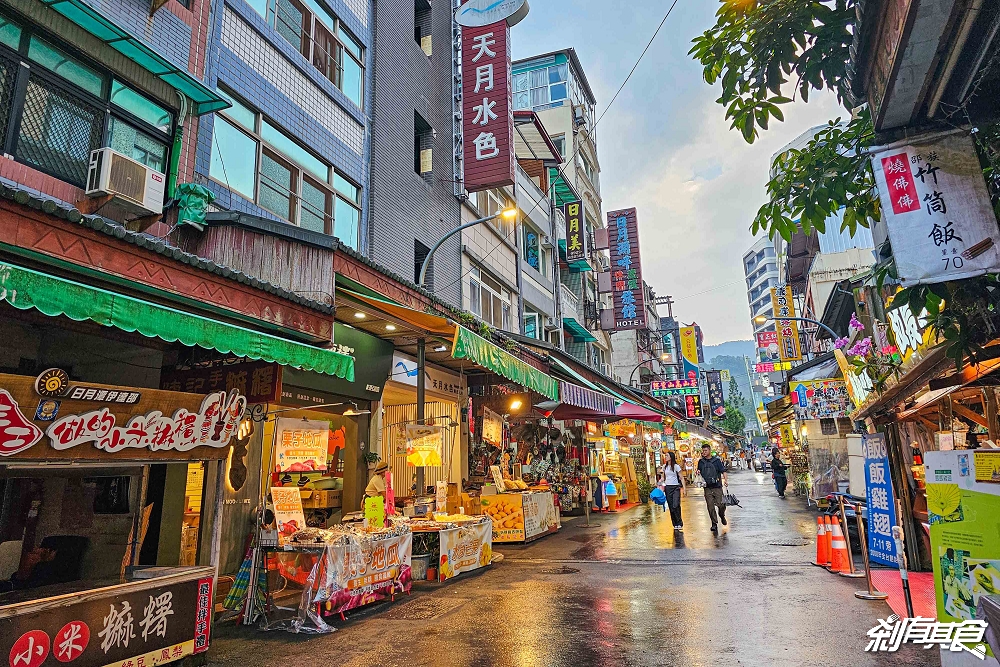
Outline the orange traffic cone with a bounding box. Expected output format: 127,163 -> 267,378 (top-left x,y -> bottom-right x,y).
811,517 -> 828,567
828,516 -> 851,573
822,515 -> 833,567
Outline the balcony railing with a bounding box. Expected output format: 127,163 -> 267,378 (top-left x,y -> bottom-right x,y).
560,283 -> 580,320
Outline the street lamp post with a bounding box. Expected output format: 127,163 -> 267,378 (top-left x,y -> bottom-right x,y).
628,353 -> 672,386
417,207 -> 518,288
754,314 -> 840,340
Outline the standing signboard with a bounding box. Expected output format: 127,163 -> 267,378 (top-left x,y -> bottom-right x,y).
862,433 -> 899,566
438,521 -> 493,581
1,568 -> 215,667
770,286 -> 802,362
872,133 -> 1000,285
564,201 -> 588,265
606,208 -> 646,330
271,487 -> 306,545
706,370 -> 726,419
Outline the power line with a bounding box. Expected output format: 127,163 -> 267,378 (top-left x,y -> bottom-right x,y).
436,0 -> 683,297
673,279 -> 747,300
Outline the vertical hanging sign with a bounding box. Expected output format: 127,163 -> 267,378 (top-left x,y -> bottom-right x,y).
862,433 -> 899,566
770,286 -> 802,362
564,201 -> 587,264
606,207 -> 646,330
458,0 -> 526,192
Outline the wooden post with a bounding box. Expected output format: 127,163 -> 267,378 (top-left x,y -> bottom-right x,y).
939,394 -> 953,431
208,458 -> 226,578
984,387 -> 1000,442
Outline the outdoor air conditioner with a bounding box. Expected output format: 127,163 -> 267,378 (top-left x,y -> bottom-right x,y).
86,148 -> 165,215
544,317 -> 557,328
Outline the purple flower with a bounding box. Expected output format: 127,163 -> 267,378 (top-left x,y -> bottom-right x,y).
849,313 -> 865,333
847,337 -> 873,357
834,337 -> 850,349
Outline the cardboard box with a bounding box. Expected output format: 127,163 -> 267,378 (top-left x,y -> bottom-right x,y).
302,489 -> 342,508
447,482 -> 460,498
446,496 -> 460,515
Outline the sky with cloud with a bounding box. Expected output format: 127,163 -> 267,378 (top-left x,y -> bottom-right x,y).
510,0 -> 844,345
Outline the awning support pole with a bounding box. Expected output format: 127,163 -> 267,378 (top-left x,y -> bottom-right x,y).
416,338 -> 426,496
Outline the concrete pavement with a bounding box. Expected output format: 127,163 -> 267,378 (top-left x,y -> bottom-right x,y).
208,469 -> 937,666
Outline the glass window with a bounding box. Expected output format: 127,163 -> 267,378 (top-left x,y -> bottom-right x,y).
261,119 -> 327,180
529,69 -> 547,88
338,25 -> 362,59
273,0 -> 306,52
523,225 -> 540,271
512,73 -> 528,92
300,177 -> 328,233
550,135 -> 565,157
259,150 -> 296,221
304,0 -> 336,29
339,48 -> 363,107
245,0 -> 268,17
524,312 -> 539,339
549,64 -> 567,83
334,194 -> 360,247
530,87 -> 548,107
513,91 -> 529,110
110,81 -> 172,132
469,275 -> 481,315
210,116 -> 258,200
0,15 -> 21,50
216,89 -> 255,130
334,173 -> 359,203
27,37 -> 104,98
108,117 -> 167,172
550,82 -> 567,101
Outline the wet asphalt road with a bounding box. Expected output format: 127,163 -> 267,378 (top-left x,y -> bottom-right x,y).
208,470 -> 937,667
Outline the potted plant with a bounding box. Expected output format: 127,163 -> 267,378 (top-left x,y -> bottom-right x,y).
363,449 -> 381,470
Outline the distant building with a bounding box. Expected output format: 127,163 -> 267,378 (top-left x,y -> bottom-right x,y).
743,238 -> 779,338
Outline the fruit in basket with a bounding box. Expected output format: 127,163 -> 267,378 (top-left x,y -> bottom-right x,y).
483,496 -> 522,530
479,543 -> 492,567
927,483 -> 962,521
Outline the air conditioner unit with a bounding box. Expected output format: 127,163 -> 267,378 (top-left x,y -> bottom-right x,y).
573,106 -> 586,127
86,148 -> 165,215
544,317 -> 558,328
600,363 -> 612,377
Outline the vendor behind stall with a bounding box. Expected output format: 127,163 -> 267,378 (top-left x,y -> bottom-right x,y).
365,462 -> 389,498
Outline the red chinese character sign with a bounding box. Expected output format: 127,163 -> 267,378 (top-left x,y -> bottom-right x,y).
607,207 -> 646,330
873,133 -> 1000,285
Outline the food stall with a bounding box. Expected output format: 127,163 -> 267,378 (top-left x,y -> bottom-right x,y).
480,487 -> 559,543
0,371 -> 246,665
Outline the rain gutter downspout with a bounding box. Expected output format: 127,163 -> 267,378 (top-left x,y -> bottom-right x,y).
167,92 -> 189,199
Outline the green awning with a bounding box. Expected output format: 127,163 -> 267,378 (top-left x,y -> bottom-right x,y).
563,317 -> 597,342
39,0 -> 229,114
557,239 -> 594,272
0,262 -> 354,379
451,327 -> 558,400
548,168 -> 579,208
549,356 -> 605,393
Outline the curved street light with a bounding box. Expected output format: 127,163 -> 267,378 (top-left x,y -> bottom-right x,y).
418,206 -> 518,288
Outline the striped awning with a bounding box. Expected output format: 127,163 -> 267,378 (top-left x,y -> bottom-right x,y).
559,381 -> 617,415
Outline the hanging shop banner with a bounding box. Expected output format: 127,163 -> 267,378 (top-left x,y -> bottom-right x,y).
925,450 -> 1000,634
438,521 -> 493,581
779,424 -> 795,447
872,133 -> 1000,286
789,380 -> 851,420
461,12 -> 515,192
481,406 -> 503,446
564,201 -> 588,265
885,300 -> 936,372
649,379 -> 698,397
679,326 -> 700,381
273,418 -> 329,472
271,486 -> 307,545
754,361 -> 792,373
756,331 -> 781,364
0,568 -> 214,667
770,286 -> 802,362
606,208 -> 646,330
481,492 -> 559,543
606,419 -> 636,437
160,361 -> 280,403
0,373 -> 244,461
862,433 -> 898,566
705,370 -> 726,419
390,352 -> 462,399
305,529 -> 413,617
405,424 -> 444,466
684,393 -> 702,420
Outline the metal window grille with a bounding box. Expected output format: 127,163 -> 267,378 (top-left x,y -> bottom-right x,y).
15,74 -> 104,187
0,53 -> 19,148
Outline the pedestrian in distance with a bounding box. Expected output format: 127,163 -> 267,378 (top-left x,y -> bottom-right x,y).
697,443 -> 728,533
660,451 -> 687,530
771,446 -> 788,498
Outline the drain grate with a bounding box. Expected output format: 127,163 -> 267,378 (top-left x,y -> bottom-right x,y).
768,539 -> 811,547
380,596 -> 468,620
540,566 -> 581,575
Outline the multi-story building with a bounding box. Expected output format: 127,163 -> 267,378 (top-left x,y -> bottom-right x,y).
512,48 -> 611,373
743,237 -> 779,337
611,281 -> 662,387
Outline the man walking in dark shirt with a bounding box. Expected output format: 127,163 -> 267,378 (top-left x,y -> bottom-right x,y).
697,443 -> 728,533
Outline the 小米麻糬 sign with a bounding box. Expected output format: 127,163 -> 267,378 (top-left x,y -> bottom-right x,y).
872,133 -> 1000,285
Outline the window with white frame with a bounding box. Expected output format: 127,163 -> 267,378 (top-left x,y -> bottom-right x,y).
476,188 -> 515,238
549,134 -> 565,159
512,63 -> 568,111
245,0 -> 364,107
469,265 -> 513,331
523,223 -> 541,271
209,88 -> 362,248
523,311 -> 540,339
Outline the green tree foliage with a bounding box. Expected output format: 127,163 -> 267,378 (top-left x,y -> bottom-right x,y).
719,376 -> 748,434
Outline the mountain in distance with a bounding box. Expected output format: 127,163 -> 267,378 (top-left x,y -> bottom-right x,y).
703,339 -> 756,361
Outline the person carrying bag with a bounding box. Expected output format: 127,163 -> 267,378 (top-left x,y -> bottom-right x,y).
661,451 -> 687,530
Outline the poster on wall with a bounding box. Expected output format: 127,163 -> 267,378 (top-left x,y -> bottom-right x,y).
405,424 -> 444,467
862,433 -> 898,566
482,406 -> 503,446
925,450 -> 1000,661
438,521 -> 493,581
274,418 -> 329,472
756,331 -> 780,363
872,133 -> 1000,286
271,486 -> 306,546
790,380 -> 851,419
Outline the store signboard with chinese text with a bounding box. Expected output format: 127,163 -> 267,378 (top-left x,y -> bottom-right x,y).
834,349 -> 873,410
706,370 -> 726,419
461,8 -> 515,191
0,568 -> 213,667
391,352 -> 462,399
606,419 -> 636,437
770,286 -> 802,362
754,361 -> 792,373
679,326 -> 700,381
439,522 -> 492,581
274,418 -> 329,472
684,394 -> 702,419
0,374 -> 244,462
756,331 -> 780,363
650,379 -> 698,397
160,361 -> 280,403
863,433 -> 898,566
606,208 -> 646,330
405,424 -> 444,466
564,201 -> 588,265
790,380 -> 851,419
872,133 -> 1000,285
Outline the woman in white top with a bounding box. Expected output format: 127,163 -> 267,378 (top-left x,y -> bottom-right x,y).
660,451 -> 687,530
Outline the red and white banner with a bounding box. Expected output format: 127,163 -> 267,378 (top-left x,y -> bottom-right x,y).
461,17 -> 515,192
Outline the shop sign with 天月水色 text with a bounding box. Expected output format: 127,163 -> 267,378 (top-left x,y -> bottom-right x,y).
872,132 -> 1000,286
